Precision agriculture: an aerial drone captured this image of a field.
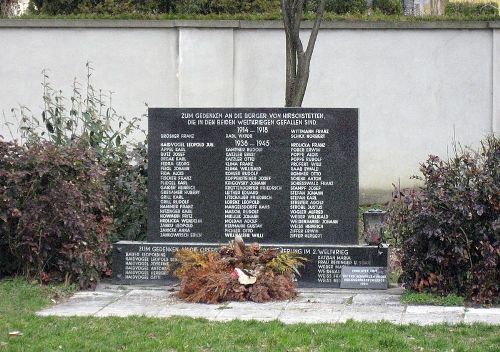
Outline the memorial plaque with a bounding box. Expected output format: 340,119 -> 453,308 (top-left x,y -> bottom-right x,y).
340,266 -> 388,289
148,108 -> 358,245
113,241 -> 389,287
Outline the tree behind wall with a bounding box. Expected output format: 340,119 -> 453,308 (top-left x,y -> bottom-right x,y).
0,0 -> 19,16
28,0 -> 175,15
281,0 -> 326,107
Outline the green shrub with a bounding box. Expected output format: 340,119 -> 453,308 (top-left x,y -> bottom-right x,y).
0,142 -> 21,278
174,0 -> 278,15
106,142 -> 148,243
29,0 -> 82,15
0,139 -> 111,288
14,64 -> 148,244
29,0 -> 166,15
241,0 -> 279,13
77,0 -> 140,15
21,0 -> 500,18
306,0 -> 367,14
446,1 -> 499,16
173,0 -> 207,14
29,0 -> 279,15
2,64 -> 148,286
373,0 -> 402,15
331,0 -> 368,14
387,135 -> 500,304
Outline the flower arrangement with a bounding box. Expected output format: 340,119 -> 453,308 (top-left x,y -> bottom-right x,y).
169,236 -> 307,303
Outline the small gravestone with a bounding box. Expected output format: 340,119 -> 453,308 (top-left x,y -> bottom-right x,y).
112,108 -> 388,287
340,266 -> 388,289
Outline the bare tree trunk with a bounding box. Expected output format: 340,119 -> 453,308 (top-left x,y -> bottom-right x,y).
281,0 -> 325,107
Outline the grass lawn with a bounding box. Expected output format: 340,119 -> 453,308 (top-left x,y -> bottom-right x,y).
401,291 -> 466,307
1,278 -> 499,351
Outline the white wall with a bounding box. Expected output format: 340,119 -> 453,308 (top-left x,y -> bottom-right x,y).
0,27 -> 177,139
0,21 -> 498,202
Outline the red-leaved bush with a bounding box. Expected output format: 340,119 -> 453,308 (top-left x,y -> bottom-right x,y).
0,139 -> 112,288
387,135 -> 499,304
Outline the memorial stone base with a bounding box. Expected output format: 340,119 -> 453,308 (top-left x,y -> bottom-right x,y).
112,241 -> 388,288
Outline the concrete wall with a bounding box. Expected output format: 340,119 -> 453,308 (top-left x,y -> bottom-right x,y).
0,20 -> 499,203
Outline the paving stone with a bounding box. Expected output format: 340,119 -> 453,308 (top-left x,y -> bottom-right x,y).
279,304 -> 345,324
297,288 -> 335,293
96,283 -> 168,292
286,302 -> 345,311
405,306 -> 465,314
402,305 -> 465,325
35,284 -> 500,325
296,287 -> 403,295
340,311 -> 403,324
280,310 -> 342,324
216,309 -> 281,321
225,301 -> 289,310
293,293 -> 352,304
157,302 -> 222,319
340,305 -> 404,324
464,308 -> 500,324
71,291 -> 123,299
215,301 -> 287,321
401,313 -> 464,325
126,289 -> 176,303
37,291 -> 124,317
95,289 -> 176,317
351,294 -> 401,306
96,301 -> 162,317
345,305 -> 405,313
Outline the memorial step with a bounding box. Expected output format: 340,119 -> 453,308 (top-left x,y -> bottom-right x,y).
112,241 -> 389,288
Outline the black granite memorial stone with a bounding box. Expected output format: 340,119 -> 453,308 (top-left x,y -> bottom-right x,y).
112,107 -> 389,287
148,108 -> 359,245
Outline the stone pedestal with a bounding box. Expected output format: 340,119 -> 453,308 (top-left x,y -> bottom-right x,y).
113,241 -> 388,287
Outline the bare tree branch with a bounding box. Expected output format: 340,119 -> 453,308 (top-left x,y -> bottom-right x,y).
305,0 -> 325,61
281,0 -> 325,107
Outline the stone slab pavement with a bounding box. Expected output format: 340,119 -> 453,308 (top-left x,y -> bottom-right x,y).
36,283 -> 500,325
